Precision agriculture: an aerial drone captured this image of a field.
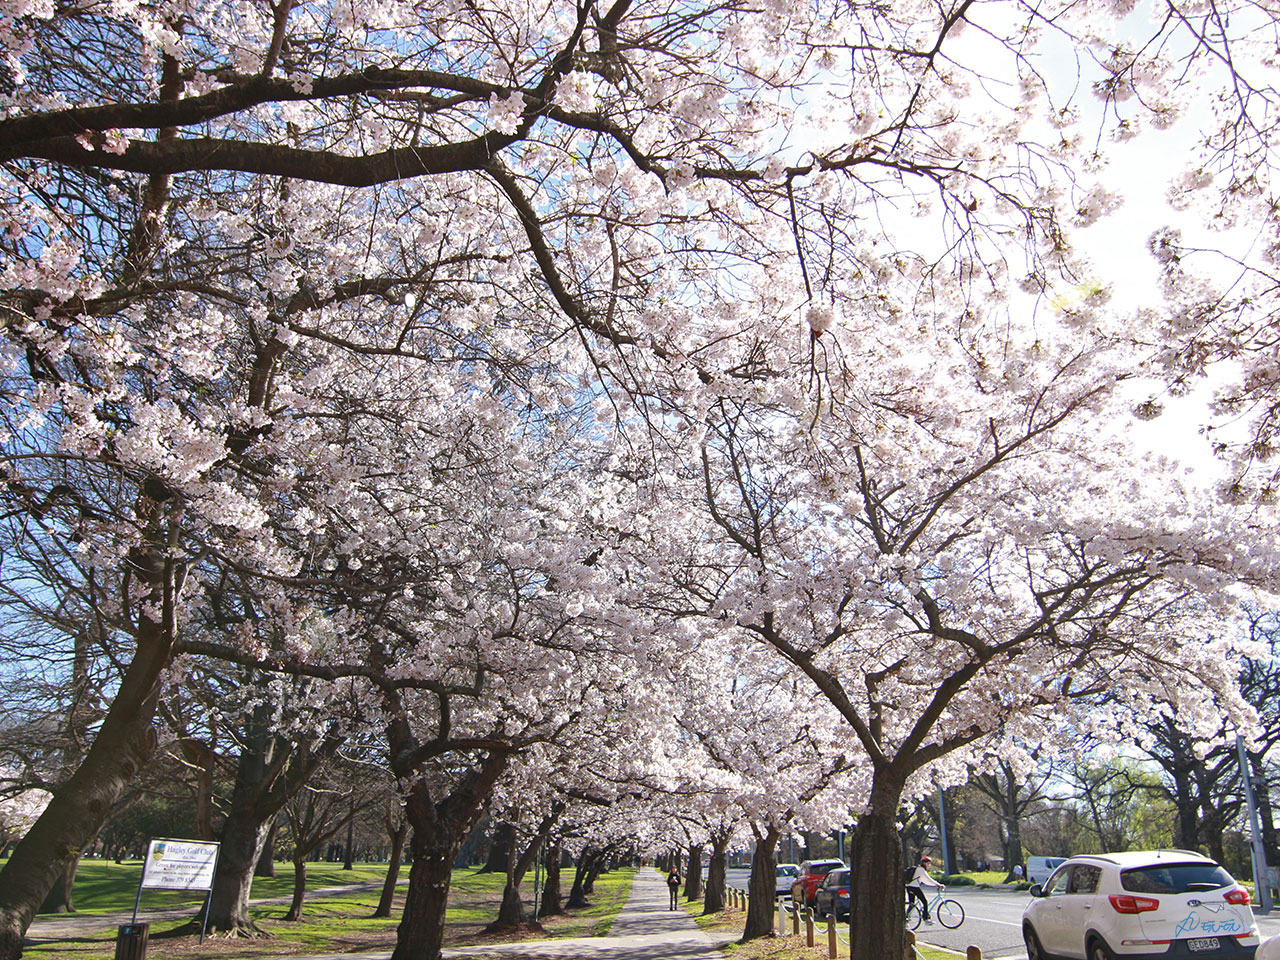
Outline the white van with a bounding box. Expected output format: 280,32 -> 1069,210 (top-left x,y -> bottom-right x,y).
1025,856 -> 1067,886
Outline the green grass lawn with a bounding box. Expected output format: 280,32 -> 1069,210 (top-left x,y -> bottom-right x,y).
60,860 -> 392,913
18,861 -> 636,959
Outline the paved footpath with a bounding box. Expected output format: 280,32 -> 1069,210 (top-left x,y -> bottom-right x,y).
244,868 -> 731,960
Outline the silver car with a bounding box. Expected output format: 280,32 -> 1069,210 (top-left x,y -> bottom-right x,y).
1022,850 -> 1259,960
775,862 -> 799,898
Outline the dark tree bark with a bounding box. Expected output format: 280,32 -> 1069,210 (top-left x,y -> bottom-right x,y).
684,843 -> 704,900
480,821 -> 514,874
741,824 -> 780,941
343,795 -> 356,870
702,831 -> 730,915
566,848 -> 594,909
491,806 -> 561,928
538,840 -> 564,919
583,853 -> 604,895
254,817 -> 279,879
374,814 -> 409,919
284,857 -> 307,921
389,756 -> 510,960
847,774 -> 907,960
37,855 -> 82,915
204,706 -> 342,935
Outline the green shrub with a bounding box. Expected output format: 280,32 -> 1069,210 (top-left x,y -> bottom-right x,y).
940,874 -> 976,885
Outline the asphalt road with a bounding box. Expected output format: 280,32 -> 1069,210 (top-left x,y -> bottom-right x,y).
720,871 -> 1280,959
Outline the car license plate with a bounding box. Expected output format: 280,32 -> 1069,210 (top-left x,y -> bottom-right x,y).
1187,938 -> 1220,952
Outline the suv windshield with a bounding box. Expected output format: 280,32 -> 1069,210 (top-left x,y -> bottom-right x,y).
778,866 -> 798,876
1121,863 -> 1235,894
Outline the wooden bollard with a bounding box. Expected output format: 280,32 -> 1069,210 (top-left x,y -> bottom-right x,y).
905,929 -> 916,960
827,915 -> 837,959
967,947 -> 983,960
805,910 -> 815,946
792,903 -> 800,935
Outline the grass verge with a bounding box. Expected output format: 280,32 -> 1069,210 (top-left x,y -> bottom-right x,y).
18,861 -> 636,960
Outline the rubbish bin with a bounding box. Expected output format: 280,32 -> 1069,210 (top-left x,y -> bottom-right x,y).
114,922 -> 148,960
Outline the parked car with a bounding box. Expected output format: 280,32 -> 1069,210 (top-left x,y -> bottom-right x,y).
776,863 -> 800,898
790,858 -> 846,908
1027,856 -> 1069,886
1022,850 -> 1260,960
813,867 -> 852,921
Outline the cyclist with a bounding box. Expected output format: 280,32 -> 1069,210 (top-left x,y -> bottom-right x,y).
906,856 -> 944,922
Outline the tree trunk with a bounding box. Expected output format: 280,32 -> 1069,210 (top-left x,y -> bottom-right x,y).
480,821 -> 513,874
583,858 -> 601,894
684,844 -> 704,900
391,827 -> 455,960
496,882 -> 525,925
566,849 -> 591,909
1003,777 -> 1025,883
0,600 -> 172,960
847,775 -> 906,960
343,795 -> 355,870
741,825 -> 779,941
494,824 -> 524,926
703,833 -> 729,915
390,756 -> 508,960
282,857 -> 306,921
538,841 -> 563,918
37,853 -> 81,914
374,818 -> 408,919
206,807 -> 272,934
254,817 -> 279,879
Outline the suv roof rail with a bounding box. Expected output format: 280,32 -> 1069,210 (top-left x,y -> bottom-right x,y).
1154,848 -> 1205,857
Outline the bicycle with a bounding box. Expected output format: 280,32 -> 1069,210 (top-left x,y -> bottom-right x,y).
905,886 -> 964,929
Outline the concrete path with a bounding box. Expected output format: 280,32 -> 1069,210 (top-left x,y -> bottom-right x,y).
239,868 -> 731,960
439,867 -> 732,960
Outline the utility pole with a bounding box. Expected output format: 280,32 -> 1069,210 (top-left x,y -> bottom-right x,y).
1237,736 -> 1273,913
938,786 -> 952,877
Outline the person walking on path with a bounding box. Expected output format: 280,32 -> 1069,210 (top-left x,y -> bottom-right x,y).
666,867 -> 682,910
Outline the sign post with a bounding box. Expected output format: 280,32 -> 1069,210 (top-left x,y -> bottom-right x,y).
135,838 -> 221,943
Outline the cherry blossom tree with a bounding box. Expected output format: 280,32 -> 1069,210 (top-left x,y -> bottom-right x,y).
652,309 -> 1275,956
4,1 -> 1279,959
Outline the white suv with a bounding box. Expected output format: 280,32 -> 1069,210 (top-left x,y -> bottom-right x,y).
1021,850 -> 1260,960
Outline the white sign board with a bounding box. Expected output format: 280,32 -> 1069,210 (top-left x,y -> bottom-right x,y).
140,838 -> 220,891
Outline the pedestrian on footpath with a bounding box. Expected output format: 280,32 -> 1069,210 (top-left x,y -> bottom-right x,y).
667,867 -> 682,910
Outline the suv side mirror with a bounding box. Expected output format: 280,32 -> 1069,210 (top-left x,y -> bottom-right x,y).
1028,884 -> 1044,897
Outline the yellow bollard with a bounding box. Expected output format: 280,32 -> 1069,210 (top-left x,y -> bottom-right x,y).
827,915 -> 837,959
805,909 -> 815,947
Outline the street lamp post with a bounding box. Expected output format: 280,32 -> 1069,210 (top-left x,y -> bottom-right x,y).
1236,736 -> 1274,913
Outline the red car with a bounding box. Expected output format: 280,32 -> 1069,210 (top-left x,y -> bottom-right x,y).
789,858 -> 846,907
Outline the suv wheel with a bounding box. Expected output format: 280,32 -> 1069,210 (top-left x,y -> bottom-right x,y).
1023,924 -> 1046,960
1087,937 -> 1115,960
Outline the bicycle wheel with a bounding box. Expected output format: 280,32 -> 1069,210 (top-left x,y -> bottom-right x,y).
905,897 -> 923,930
936,898 -> 965,928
